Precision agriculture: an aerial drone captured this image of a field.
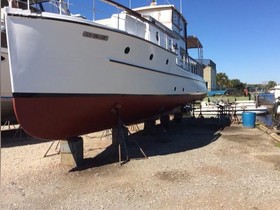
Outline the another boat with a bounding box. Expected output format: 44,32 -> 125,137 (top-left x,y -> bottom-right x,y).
269,85 -> 280,99
1,0 -> 30,124
271,85 -> 280,129
231,100 -> 268,115
1,47 -> 16,124
195,100 -> 268,116
4,0 -> 207,139
1,3 -> 17,124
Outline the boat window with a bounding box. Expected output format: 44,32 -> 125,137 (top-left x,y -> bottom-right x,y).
156,32 -> 159,41
1,56 -> 5,62
172,10 -> 181,28
30,1 -> 70,15
166,59 -> 169,65
149,54 -> 153,60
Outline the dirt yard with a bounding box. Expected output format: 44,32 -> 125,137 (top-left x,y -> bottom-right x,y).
1,119 -> 280,209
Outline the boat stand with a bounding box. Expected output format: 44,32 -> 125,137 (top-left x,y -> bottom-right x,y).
231,111 -> 241,124
111,105 -> 147,165
114,121 -> 148,165
2,120 -> 17,130
115,116 -> 130,165
12,125 -> 24,138
43,140 -> 60,157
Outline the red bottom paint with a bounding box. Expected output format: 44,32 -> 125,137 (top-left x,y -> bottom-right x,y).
14,94 -> 205,140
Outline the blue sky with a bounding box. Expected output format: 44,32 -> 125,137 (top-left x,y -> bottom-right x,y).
70,0 -> 280,85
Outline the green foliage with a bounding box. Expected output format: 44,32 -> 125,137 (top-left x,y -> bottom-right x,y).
216,73 -> 229,90
266,81 -> 277,89
216,73 -> 245,92
216,73 -> 277,92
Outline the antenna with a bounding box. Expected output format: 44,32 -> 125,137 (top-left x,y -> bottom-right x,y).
93,0 -> 96,21
180,0 -> 182,13
165,0 -> 171,5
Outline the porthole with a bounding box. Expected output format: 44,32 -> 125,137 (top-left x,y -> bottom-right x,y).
1,56 -> 5,62
124,47 -> 130,54
149,54 -> 153,60
166,59 -> 169,65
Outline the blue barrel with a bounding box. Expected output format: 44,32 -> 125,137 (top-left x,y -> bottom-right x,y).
242,112 -> 256,128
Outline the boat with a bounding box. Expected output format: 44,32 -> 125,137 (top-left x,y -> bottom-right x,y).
270,85 -> 280,129
231,100 -> 268,115
3,0 -> 207,140
1,47 -> 16,124
269,85 -> 280,99
1,0 -> 30,124
1,4 -> 17,124
195,100 -> 268,116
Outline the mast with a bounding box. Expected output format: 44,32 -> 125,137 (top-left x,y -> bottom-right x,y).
93,0 -> 96,21
180,0 -> 182,14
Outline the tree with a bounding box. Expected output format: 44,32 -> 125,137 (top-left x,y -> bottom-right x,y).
216,73 -> 229,90
230,79 -> 245,91
266,80 -> 277,90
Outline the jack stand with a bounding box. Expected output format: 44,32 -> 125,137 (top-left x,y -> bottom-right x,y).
100,129 -> 112,139
44,140 -> 60,157
198,105 -> 204,118
13,125 -> 23,138
111,105 -> 129,165
191,103 -> 196,118
127,129 -> 148,159
128,124 -> 140,132
2,120 -> 16,130
117,118 -> 129,165
232,111 -> 240,124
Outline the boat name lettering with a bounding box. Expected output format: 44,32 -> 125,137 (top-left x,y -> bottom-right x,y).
83,31 -> 108,41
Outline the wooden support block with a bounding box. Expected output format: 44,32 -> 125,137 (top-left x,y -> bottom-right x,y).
60,137 -> 83,167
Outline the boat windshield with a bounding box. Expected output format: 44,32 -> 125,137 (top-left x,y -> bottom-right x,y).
30,0 -> 70,15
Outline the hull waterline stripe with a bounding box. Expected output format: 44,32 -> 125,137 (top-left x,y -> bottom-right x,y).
12,93 -> 206,98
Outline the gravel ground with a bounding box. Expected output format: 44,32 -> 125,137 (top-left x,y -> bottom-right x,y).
1,119 -> 280,209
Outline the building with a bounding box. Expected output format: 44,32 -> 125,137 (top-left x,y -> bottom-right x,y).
201,59 -> 217,91
187,36 -> 217,91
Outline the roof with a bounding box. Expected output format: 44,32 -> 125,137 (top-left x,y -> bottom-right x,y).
187,36 -> 203,49
207,89 -> 228,97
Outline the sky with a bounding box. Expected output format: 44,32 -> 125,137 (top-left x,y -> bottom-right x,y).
69,0 -> 280,85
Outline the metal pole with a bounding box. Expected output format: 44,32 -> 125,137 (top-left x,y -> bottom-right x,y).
180,0 -> 182,14
59,0 -> 62,15
93,0 -> 95,21
0,0 -> 2,188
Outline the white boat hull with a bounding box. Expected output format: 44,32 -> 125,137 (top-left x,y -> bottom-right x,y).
195,101 -> 268,116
